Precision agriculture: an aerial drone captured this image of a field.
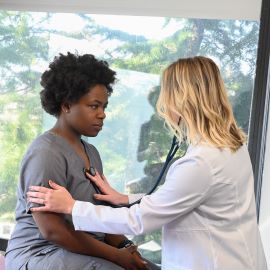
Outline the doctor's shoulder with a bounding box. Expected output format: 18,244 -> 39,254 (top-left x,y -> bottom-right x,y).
171,143 -> 251,184
166,145 -> 213,182
164,143 -> 239,184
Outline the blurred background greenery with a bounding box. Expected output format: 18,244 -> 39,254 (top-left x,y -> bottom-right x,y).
0,11 -> 259,264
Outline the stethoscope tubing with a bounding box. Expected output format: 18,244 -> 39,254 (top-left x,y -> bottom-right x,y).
126,135 -> 181,208
85,135 -> 185,208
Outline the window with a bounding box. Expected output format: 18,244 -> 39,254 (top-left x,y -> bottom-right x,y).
0,11 -> 259,264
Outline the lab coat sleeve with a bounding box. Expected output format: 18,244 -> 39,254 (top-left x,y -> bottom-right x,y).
72,155 -> 212,235
128,193 -> 145,204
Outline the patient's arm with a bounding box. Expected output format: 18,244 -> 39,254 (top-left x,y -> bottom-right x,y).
33,212 -> 117,260
104,233 -> 129,248
32,212 -> 148,270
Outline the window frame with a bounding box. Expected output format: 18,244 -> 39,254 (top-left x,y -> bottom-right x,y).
0,0 -> 268,247
0,0 -> 261,20
248,0 -> 270,221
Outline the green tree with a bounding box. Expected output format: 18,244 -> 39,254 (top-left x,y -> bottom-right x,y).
0,11 -> 49,218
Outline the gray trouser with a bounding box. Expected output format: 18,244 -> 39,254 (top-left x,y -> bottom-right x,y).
6,248 -> 161,270
27,248 -> 122,270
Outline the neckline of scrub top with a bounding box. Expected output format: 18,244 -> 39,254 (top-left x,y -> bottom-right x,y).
46,130 -> 93,169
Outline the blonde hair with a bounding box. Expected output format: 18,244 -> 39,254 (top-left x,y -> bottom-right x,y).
157,56 -> 246,152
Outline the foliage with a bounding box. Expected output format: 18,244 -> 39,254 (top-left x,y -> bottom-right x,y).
0,11 -> 259,263
0,11 -> 49,216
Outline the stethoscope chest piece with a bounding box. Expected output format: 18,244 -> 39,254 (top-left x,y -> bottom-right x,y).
83,167 -> 96,176
83,167 -> 100,194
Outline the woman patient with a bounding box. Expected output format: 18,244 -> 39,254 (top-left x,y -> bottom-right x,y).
5,52 -> 156,270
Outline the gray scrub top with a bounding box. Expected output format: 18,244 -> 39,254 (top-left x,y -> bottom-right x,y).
6,131 -> 105,267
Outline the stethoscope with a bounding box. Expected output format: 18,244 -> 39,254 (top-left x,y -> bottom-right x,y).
84,134 -> 186,208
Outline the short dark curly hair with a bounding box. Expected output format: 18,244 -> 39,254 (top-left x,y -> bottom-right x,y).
40,52 -> 117,117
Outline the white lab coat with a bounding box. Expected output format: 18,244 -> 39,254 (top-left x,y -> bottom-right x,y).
72,144 -> 268,270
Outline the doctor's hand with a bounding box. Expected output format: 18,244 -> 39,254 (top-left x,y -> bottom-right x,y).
27,180 -> 75,214
116,245 -> 150,270
86,170 -> 129,206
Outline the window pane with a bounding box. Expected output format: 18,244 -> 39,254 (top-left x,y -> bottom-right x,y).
0,11 -> 259,264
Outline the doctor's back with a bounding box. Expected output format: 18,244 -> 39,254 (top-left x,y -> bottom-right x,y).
161,142 -> 268,270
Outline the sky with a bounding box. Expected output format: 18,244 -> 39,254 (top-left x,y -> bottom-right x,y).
36,12 -> 183,62
48,13 -> 183,40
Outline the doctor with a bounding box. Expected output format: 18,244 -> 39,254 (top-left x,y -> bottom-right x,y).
28,56 -> 268,270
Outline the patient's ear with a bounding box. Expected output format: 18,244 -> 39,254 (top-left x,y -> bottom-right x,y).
61,102 -> 70,114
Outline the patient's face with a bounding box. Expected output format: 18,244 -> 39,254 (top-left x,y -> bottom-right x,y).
67,84 -> 108,137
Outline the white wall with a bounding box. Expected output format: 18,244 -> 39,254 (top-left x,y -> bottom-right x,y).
0,0 -> 262,20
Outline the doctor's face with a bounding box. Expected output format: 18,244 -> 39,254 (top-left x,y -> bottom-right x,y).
66,84 -> 108,137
